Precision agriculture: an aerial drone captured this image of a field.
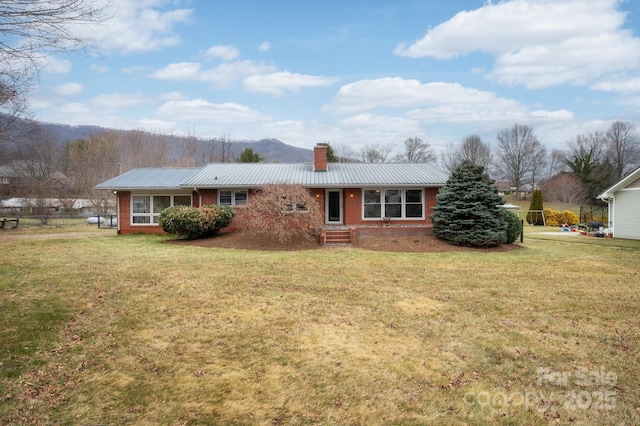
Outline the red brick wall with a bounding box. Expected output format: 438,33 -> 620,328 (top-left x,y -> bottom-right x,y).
116,186 -> 441,235
116,191 -> 167,235
342,187 -> 439,226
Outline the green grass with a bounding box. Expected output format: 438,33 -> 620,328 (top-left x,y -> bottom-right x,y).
0,232 -> 638,425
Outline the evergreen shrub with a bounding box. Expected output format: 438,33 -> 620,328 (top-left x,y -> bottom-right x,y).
503,210 -> 522,244
159,205 -> 234,239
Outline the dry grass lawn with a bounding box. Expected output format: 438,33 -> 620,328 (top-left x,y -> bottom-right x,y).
0,228 -> 638,425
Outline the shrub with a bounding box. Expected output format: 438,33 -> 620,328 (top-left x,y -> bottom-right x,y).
526,189 -> 544,225
502,210 -> 522,244
235,184 -> 323,243
431,161 -> 506,247
159,205 -> 234,239
543,209 -> 580,227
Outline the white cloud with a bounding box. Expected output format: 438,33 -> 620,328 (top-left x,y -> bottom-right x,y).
199,60 -> 277,88
159,91 -> 185,100
89,93 -> 155,111
150,60 -> 277,88
151,62 -> 202,80
155,99 -> 270,124
53,82 -> 84,96
323,77 -> 573,142
325,78 -> 520,114
203,45 -> 240,61
394,0 -> 640,89
244,72 -> 340,95
39,57 -> 72,74
91,0 -> 193,54
591,75 -> 640,93
258,41 -> 272,52
90,63 -> 110,73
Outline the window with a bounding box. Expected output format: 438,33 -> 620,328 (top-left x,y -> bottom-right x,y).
131,194 -> 192,225
219,189 -> 248,206
362,189 -> 423,220
405,190 -> 423,218
384,189 -> 402,218
0,177 -> 9,184
363,190 -> 381,218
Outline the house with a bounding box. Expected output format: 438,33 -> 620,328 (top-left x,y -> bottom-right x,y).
597,166 -> 640,240
0,161 -> 72,198
95,145 -> 449,241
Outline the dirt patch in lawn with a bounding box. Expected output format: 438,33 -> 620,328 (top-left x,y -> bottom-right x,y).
168,230 -> 521,253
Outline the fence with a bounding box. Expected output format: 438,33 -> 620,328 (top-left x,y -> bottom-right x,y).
579,205 -> 609,224
0,215 -> 116,230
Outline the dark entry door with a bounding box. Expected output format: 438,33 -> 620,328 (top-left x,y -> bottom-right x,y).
327,190 -> 342,224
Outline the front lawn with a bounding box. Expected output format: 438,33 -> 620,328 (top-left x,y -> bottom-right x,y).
1,233 -> 638,425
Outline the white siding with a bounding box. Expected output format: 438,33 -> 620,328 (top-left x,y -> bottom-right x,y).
614,189 -> 640,240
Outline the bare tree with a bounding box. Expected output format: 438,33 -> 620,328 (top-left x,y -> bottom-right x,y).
0,1 -> 110,138
605,121 -> 640,181
116,130 -> 172,170
441,135 -> 492,173
11,124 -> 66,220
546,148 -> 568,180
333,143 -> 355,162
65,135 -> 119,214
528,142 -> 547,190
234,184 -> 324,242
359,143 -> 393,163
542,173 -> 590,205
564,131 -> 611,201
495,124 -> 543,198
459,135 -> 492,169
395,137 -> 436,163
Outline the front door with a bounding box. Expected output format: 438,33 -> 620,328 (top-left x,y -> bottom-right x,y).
326,190 -> 343,224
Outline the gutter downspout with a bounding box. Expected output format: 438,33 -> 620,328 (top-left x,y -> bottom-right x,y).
194,188 -> 201,207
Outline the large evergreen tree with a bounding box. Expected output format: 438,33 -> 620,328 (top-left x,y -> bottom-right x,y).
431,160 -> 506,247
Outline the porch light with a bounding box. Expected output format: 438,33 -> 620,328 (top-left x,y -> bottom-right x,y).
316,194 -> 320,198
350,193 -> 354,198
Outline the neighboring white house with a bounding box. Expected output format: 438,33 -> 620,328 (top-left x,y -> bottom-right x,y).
598,166 -> 640,240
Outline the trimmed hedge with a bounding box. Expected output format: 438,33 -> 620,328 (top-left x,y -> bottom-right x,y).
159,204 -> 234,239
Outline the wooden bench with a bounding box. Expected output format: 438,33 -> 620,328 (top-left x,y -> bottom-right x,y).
0,217 -> 19,229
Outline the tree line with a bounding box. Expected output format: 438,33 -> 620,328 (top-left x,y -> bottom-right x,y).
325,121 -> 640,205
3,120 -> 638,214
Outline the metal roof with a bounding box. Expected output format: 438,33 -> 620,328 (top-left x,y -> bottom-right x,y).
181,162 -> 449,188
95,168 -> 201,190
95,163 -> 449,190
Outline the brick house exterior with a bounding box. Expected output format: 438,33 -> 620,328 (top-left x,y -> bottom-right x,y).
96,145 -> 449,241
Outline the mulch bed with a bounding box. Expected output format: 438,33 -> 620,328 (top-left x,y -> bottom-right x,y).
167,230 -> 521,253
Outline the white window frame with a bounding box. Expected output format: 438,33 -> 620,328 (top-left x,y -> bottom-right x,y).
131,194 -> 192,225
218,189 -> 248,207
362,188 -> 424,220
0,177 -> 9,184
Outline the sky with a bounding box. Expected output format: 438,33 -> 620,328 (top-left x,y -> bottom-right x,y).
29,0 -> 640,156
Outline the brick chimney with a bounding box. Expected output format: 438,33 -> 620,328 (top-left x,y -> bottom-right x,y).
314,144 -> 328,172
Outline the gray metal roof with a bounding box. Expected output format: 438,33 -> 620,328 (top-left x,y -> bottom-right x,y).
181,162 -> 448,188
95,168 -> 201,190
95,163 -> 449,190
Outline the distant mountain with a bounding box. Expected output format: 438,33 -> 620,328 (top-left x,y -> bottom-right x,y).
1,117 -> 314,163
233,138 -> 314,162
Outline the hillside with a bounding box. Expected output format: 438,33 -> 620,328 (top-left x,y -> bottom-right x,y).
1,117 -> 314,163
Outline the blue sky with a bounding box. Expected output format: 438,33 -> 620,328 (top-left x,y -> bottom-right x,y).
30,0 -> 640,156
